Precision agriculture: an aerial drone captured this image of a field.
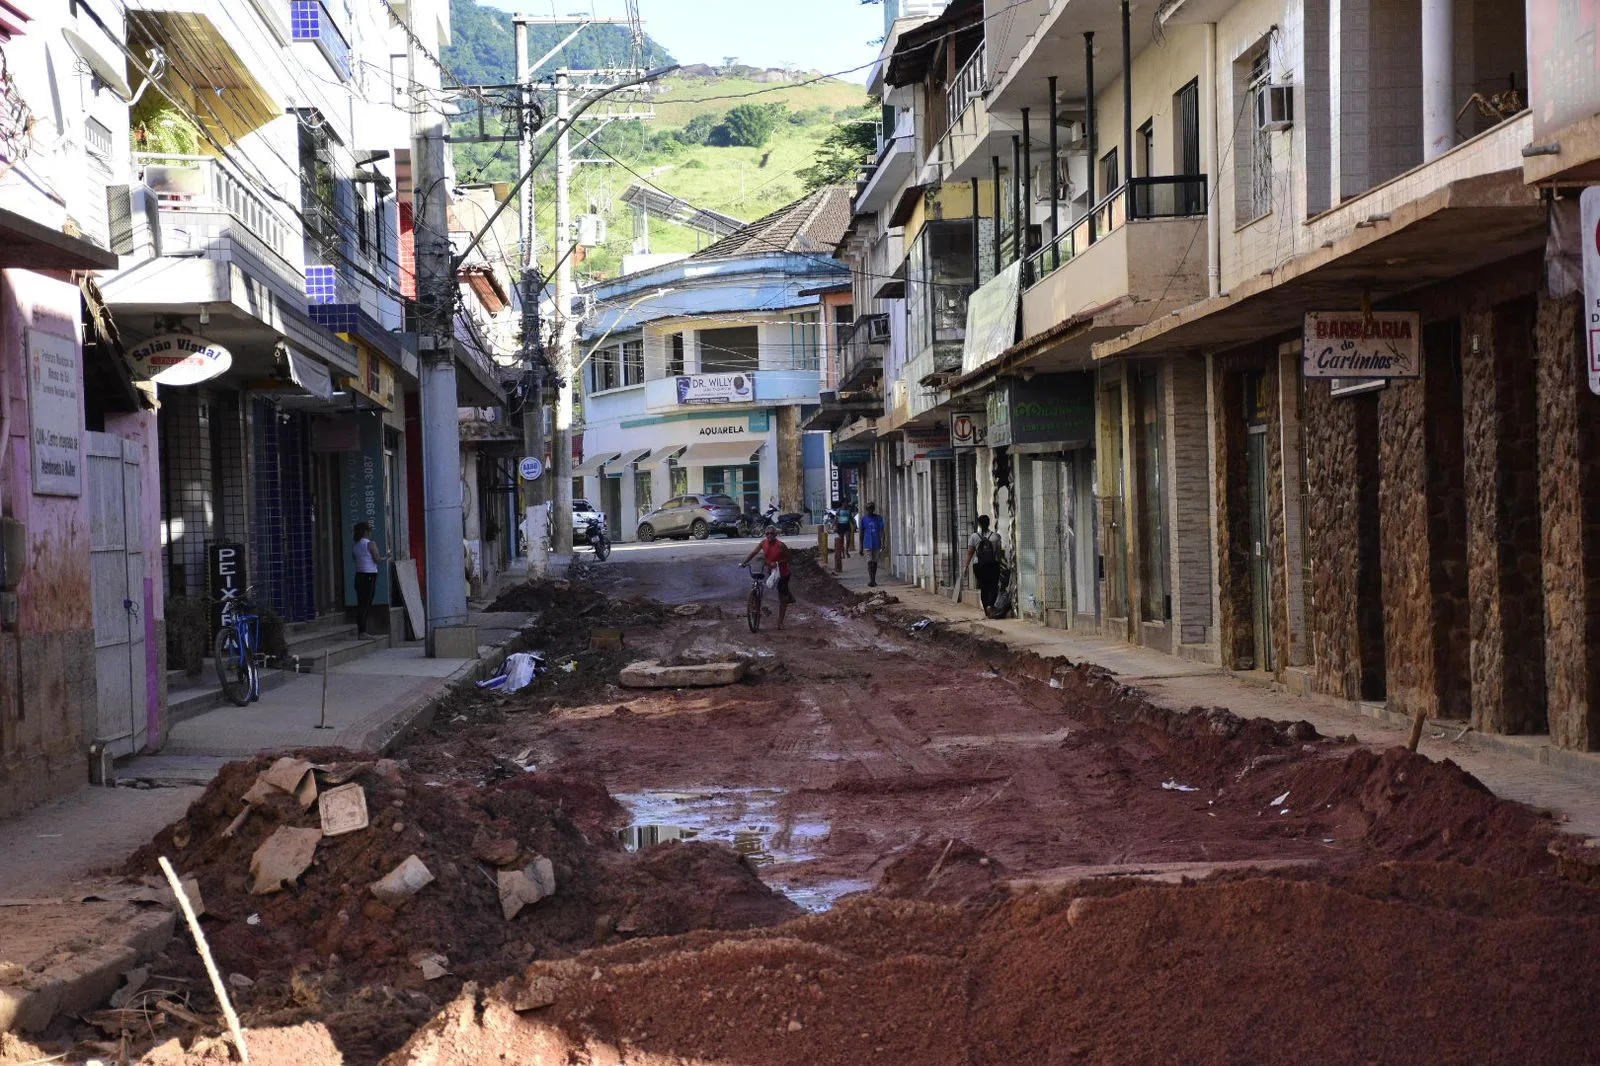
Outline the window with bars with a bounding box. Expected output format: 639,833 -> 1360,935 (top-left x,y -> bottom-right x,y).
1236,45 -> 1274,224
622,340 -> 644,386
788,311 -> 821,371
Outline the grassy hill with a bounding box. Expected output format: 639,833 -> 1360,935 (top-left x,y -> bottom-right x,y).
444,0 -> 870,281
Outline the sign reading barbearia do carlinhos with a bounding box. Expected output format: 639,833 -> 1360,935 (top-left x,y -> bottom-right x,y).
1301,312 -> 1421,378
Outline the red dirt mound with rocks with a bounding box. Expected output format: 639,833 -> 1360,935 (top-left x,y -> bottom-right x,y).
119,749 -> 798,1064
380,863 -> 1600,1066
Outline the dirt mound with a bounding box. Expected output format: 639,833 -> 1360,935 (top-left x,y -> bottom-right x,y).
382,864 -> 1600,1066
876,838 -> 1005,903
116,750 -> 796,1064
787,548 -> 861,609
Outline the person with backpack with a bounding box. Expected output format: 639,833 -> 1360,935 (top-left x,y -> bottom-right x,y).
964,514 -> 1004,618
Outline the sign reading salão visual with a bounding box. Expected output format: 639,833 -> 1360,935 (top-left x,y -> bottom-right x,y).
127,332 -> 233,386
1302,312 -> 1421,379
675,373 -> 754,405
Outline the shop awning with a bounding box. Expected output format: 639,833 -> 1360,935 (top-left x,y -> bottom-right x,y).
678,440 -> 763,465
637,444 -> 684,469
284,344 -> 334,400
609,447 -> 651,468
573,452 -> 620,477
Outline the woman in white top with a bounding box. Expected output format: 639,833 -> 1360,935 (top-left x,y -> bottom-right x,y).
352,522 -> 386,638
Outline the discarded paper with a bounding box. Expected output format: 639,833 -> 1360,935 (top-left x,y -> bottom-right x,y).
370,854 -> 434,907
1161,780 -> 1198,793
318,783 -> 370,837
248,826 -> 323,894
498,856 -> 557,920
1270,790 -> 1291,807
243,757 -> 319,810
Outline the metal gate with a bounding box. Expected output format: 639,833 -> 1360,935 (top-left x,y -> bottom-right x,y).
89,432 -> 149,757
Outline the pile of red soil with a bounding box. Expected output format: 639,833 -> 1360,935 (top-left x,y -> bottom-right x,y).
382,863 -> 1600,1066
120,749 -> 797,1063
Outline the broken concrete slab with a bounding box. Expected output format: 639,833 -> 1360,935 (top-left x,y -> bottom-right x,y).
618,659 -> 748,689
0,902 -> 176,1032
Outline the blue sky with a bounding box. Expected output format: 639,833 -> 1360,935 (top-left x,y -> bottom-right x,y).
481,0 -> 886,81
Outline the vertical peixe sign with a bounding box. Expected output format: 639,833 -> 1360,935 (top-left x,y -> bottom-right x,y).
340,412 -> 389,606
26,330 -> 83,496
1581,187 -> 1600,396
206,542 -> 247,642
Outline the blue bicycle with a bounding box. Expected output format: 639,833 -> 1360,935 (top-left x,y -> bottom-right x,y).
215,586 -> 261,706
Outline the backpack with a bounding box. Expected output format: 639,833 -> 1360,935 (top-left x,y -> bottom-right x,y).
974,531 -> 998,566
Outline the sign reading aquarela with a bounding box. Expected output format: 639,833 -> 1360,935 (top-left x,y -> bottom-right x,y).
675,373 -> 754,405
1302,312 -> 1422,378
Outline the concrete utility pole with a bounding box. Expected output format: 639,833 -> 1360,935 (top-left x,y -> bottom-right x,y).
552,70 -> 575,559
410,33 -> 470,653
515,22 -> 548,577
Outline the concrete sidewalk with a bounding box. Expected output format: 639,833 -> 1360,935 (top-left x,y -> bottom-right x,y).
826,551 -> 1600,842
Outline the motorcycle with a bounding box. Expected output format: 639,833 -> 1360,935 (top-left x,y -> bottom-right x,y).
581,516 -> 611,561
738,505 -> 801,537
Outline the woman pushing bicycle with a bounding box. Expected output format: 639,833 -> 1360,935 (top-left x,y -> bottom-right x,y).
740,526 -> 795,630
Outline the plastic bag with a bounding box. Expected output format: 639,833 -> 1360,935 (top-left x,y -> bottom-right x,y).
766,568 -> 780,590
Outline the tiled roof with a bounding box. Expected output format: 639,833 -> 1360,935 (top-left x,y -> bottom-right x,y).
689,185 -> 854,262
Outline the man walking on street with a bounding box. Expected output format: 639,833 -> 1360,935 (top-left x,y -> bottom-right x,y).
859,502 -> 885,587
964,514 -> 1004,618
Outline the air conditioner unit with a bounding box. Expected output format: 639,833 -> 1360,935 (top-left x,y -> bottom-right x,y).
106,183 -> 163,260
1257,84 -> 1294,131
1059,119 -> 1086,146
866,314 -> 891,343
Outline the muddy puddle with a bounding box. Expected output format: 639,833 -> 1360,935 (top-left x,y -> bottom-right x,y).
615,787 -> 871,911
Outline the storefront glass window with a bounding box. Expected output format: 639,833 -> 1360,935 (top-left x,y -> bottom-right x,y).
670,464 -> 688,497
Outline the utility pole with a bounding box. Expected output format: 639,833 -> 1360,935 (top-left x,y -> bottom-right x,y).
552,70 -> 575,560
515,22 -> 548,578
409,30 -> 469,653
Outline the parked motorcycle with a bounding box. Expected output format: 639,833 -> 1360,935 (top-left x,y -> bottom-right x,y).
760,504 -> 803,536
582,516 -> 611,561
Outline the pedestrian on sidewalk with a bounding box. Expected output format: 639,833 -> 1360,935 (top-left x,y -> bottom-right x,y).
859,502 -> 885,587
964,515 -> 1003,618
741,526 -> 795,629
352,522 -> 387,638
832,499 -> 854,570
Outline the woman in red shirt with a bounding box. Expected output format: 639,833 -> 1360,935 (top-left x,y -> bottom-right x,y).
741,526 -> 795,629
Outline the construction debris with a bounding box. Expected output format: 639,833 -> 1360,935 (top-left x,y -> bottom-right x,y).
317,783 -> 369,837
497,857 -> 557,920
370,855 -> 434,907
247,826 -> 322,894
618,658 -> 748,688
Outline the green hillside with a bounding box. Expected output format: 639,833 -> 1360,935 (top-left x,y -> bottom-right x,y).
443,0 -> 872,281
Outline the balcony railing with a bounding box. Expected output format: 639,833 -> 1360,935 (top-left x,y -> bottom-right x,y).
136,153 -> 296,266
946,42 -> 987,132
839,313 -> 888,386
1025,174 -> 1207,287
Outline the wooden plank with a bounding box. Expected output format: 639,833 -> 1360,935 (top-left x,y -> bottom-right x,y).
393,559 -> 426,641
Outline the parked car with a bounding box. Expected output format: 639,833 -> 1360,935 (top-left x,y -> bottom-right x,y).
636,493 -> 744,541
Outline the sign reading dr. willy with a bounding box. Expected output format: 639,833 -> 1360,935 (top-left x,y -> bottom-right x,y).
1302,312 -> 1421,379
128,332 -> 233,387
675,373 -> 754,405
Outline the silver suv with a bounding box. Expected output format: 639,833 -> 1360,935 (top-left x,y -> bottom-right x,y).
636,493 -> 743,541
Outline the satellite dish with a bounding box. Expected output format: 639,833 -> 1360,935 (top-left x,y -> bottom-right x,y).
62,27 -> 133,102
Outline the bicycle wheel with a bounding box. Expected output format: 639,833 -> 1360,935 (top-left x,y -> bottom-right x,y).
747,585 -> 762,633
214,627 -> 252,707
